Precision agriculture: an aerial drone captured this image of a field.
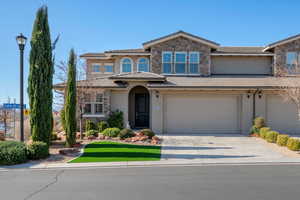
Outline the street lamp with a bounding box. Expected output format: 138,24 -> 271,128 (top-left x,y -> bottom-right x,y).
16,33 -> 27,142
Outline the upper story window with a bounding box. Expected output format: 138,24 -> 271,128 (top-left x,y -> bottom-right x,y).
138,58 -> 150,72
286,52 -> 300,73
189,52 -> 200,74
162,52 -> 172,73
92,63 -> 113,73
175,52 -> 187,73
92,64 -> 101,72
121,58 -> 132,73
162,51 -> 201,74
104,64 -> 113,73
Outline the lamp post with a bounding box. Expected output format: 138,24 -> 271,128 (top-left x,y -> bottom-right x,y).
16,33 -> 27,142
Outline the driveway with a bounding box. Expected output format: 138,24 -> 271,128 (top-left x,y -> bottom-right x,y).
160,133 -> 300,164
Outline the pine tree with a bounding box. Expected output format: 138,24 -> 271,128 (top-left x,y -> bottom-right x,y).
28,6 -> 54,145
65,49 -> 77,147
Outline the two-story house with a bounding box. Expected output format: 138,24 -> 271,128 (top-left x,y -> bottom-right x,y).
57,31 -> 300,135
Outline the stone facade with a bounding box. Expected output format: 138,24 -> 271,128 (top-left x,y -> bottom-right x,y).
274,38 -> 300,76
150,36 -> 212,76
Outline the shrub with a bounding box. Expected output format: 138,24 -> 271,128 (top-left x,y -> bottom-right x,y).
51,132 -> 58,141
250,125 -> 260,135
140,129 -> 155,138
107,110 -> 123,129
260,127 -> 271,139
60,108 -> 66,131
85,120 -> 97,131
286,138 -> 300,151
26,141 -> 49,160
119,128 -> 135,139
276,134 -> 289,146
0,141 -> 27,165
265,131 -> 279,143
98,121 -> 109,133
254,117 -> 265,129
85,130 -> 99,137
102,128 -> 121,137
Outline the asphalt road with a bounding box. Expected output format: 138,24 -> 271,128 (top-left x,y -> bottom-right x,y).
1,164 -> 300,200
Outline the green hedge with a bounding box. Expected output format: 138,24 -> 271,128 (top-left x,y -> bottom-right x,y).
0,141 -> 27,165
107,110 -> 123,129
102,128 -> 120,137
259,127 -> 271,139
85,130 -> 99,137
98,121 -> 109,133
265,131 -> 279,143
27,141 -> 49,160
140,129 -> 155,138
276,134 -> 289,146
85,120 -> 97,131
119,128 -> 135,139
287,138 -> 300,151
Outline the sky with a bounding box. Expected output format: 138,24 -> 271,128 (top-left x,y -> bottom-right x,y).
1,0 -> 300,106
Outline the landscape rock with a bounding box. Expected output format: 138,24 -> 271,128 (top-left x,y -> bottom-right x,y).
59,148 -> 80,156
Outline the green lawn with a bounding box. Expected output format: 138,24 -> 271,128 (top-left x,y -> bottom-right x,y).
70,141 -> 161,163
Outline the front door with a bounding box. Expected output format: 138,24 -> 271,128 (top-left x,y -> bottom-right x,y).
135,93 -> 149,128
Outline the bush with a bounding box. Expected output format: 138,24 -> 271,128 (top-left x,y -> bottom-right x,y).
51,132 -> 58,141
85,130 -> 99,137
60,108 -> 66,131
0,141 -> 27,165
287,138 -> 300,151
26,141 -> 49,160
140,129 -> 155,138
119,128 -> 135,139
102,128 -> 121,137
85,120 -> 97,131
98,121 -> 109,133
107,110 -> 123,129
260,127 -> 271,139
250,125 -> 260,135
254,117 -> 265,129
265,131 -> 279,143
276,134 -> 289,146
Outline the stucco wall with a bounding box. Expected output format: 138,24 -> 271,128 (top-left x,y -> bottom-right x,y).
211,56 -> 272,75
110,90 -> 128,128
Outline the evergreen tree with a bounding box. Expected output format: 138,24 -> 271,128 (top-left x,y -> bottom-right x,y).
28,6 -> 54,145
64,49 -> 77,147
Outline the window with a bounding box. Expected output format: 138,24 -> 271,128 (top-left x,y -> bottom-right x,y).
286,52 -> 298,72
121,58 -> 132,73
95,94 -> 104,114
83,93 -> 104,115
175,52 -> 187,73
138,58 -> 149,72
104,64 -> 113,73
92,64 -> 101,72
189,52 -> 200,74
162,52 -> 172,73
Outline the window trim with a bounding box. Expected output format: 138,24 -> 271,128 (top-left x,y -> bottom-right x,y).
137,57 -> 150,72
162,51 -> 173,74
83,93 -> 105,117
286,51 -> 300,74
91,63 -> 102,73
120,57 -> 133,73
174,51 -> 187,74
188,51 -> 201,74
103,63 -> 114,74
91,63 -> 114,74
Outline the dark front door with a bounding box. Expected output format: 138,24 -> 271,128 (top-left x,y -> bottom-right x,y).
135,93 -> 149,128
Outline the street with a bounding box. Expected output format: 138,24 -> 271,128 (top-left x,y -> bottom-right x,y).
1,164 -> 300,200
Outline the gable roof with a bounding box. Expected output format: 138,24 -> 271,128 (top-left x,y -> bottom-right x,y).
263,33 -> 300,52
142,30 -> 220,49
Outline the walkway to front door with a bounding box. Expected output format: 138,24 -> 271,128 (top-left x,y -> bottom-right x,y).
160,133 -> 300,164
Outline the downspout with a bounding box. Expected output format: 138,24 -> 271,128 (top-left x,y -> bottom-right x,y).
252,89 -> 259,121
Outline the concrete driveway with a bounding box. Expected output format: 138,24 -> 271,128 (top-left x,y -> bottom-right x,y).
160,133 -> 300,164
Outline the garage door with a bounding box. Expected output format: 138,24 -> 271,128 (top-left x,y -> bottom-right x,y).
164,94 -> 240,134
266,95 -> 300,134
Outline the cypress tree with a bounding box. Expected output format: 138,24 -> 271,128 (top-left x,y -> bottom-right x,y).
28,6 -> 54,145
65,49 -> 77,147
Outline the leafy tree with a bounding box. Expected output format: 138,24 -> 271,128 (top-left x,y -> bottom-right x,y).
64,49 -> 77,147
28,6 -> 55,145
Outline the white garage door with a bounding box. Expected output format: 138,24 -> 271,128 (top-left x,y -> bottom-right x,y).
164,94 -> 240,134
266,95 -> 300,134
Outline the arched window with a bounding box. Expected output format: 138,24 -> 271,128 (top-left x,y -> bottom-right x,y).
121,58 -> 132,73
137,58 -> 150,72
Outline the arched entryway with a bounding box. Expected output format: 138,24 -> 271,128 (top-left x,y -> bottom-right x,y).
128,86 -> 150,128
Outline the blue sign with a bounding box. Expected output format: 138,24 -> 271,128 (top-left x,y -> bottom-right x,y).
3,103 -> 26,109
